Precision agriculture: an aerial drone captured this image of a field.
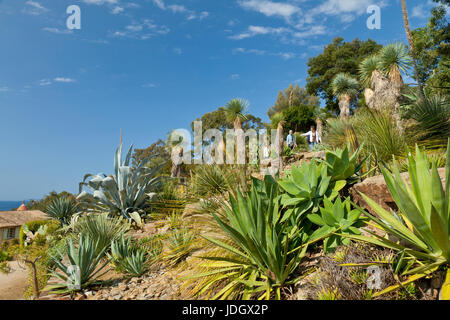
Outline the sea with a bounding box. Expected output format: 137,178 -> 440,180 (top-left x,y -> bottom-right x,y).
0,201 -> 24,211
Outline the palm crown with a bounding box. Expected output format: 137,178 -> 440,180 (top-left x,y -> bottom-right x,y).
331,73 -> 359,99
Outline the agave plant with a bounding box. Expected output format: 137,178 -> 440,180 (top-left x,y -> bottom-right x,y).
193,176 -> 312,300
307,197 -> 365,253
165,229 -> 195,266
109,236 -> 153,277
47,234 -> 109,294
278,160 -> 346,224
320,144 -> 370,184
77,139 -> 164,225
347,141 -> 450,298
68,212 -> 130,256
46,197 -> 79,225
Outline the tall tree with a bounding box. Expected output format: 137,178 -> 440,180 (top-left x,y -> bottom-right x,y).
401,0 -> 425,99
306,37 -> 382,114
267,84 -> 319,118
331,73 -> 359,120
412,5 -> 450,94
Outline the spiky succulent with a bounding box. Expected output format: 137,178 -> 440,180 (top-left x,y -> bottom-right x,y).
359,55 -> 381,87
377,43 -> 412,83
331,73 -> 360,99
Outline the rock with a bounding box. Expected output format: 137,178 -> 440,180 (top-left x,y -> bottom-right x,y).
350,168 -> 446,216
181,203 -> 203,218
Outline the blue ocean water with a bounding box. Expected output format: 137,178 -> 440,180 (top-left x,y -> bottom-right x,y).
0,201 -> 23,211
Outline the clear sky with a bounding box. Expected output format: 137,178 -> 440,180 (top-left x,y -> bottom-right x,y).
0,0 -> 443,200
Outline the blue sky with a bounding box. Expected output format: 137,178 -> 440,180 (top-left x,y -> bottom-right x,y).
0,0 -> 443,200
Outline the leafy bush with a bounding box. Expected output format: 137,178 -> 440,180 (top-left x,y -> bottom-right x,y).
69,213 -> 130,256
47,234 -> 109,294
348,141 -> 450,298
19,219 -> 60,248
46,197 -> 79,225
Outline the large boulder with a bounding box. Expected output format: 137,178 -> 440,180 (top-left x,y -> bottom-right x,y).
351,168 -> 446,215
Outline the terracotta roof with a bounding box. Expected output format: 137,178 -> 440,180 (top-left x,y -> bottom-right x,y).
17,201 -> 28,211
0,210 -> 50,228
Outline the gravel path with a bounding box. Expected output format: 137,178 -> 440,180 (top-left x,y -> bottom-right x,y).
0,261 -> 28,300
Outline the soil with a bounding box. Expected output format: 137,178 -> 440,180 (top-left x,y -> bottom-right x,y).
0,261 -> 28,300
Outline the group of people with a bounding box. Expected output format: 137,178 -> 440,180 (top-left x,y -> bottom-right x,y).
286,125 -> 321,151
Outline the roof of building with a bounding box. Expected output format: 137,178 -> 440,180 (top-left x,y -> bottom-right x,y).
0,210 -> 50,228
17,201 -> 28,211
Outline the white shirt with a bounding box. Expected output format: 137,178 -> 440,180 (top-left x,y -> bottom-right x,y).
302,131 -> 321,143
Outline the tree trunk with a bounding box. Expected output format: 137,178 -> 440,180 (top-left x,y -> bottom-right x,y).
401,0 -> 425,100
339,94 -> 351,120
277,122 -> 284,174
315,118 -> 323,142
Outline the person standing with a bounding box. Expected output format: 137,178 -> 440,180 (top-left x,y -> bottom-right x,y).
301,126 -> 321,151
286,130 -> 296,150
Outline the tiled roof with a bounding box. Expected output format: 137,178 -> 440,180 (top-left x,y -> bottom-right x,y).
0,210 -> 50,228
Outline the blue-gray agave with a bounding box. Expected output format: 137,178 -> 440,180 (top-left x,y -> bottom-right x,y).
77,140 -> 164,225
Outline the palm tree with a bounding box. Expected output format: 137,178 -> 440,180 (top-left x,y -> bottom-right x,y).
377,43 -> 412,130
401,0 -> 425,100
222,98 -> 249,131
222,98 -> 249,165
359,55 -> 389,110
313,107 -> 327,142
331,73 -> 359,120
377,43 -> 412,89
271,112 -> 285,174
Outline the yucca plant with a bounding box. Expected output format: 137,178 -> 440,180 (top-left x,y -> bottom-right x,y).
346,141 -> 450,298
307,197 -> 365,253
402,92 -> 450,148
193,176 -> 311,300
353,108 -> 408,163
47,234 -> 109,294
359,55 -> 382,88
68,212 -> 130,256
165,229 -> 195,266
278,160 -> 347,224
331,73 -> 360,120
77,138 -> 164,225
377,43 -> 412,86
46,197 -> 79,225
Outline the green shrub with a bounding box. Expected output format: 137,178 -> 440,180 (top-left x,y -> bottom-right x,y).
19,219 -> 60,247
69,212 -> 130,256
